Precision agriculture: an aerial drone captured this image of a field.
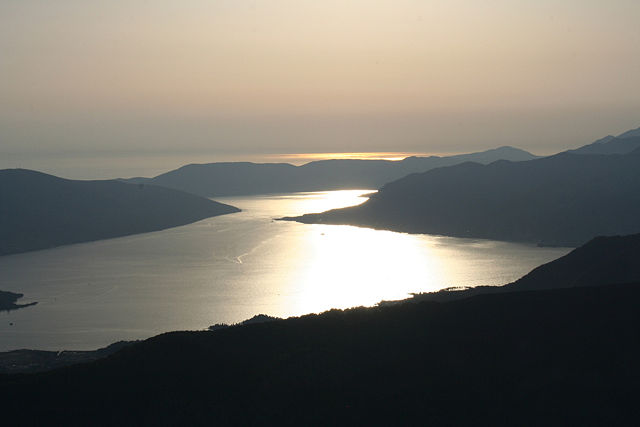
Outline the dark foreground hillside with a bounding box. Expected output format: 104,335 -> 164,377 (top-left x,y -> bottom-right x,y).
0,169 -> 240,256
0,341 -> 134,374
2,282 -> 639,426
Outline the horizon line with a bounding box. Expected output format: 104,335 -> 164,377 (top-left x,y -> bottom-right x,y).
266,152 -> 450,163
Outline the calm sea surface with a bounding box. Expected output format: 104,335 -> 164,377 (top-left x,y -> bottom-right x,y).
0,190 -> 569,351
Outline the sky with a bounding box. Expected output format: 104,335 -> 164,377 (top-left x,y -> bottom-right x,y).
1,0 -> 639,178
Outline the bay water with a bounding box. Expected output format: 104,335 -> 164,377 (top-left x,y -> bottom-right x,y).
0,190 -> 569,351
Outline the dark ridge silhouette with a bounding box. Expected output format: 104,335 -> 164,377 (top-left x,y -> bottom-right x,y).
122,146 -> 537,197
568,135 -> 640,155
0,169 -> 240,256
1,281 -> 639,425
0,341 -> 135,374
507,233 -> 640,291
405,233 -> 640,303
566,127 -> 640,155
616,126 -> 640,139
0,316 -> 281,375
283,151 -> 640,247
0,290 -> 37,311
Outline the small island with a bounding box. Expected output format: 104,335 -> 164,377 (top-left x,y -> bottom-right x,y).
0,290 -> 37,311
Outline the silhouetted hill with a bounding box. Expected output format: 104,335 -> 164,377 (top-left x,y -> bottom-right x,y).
0,169 -> 240,256
407,233 -> 640,303
124,146 -> 537,197
1,282 -> 639,425
134,162 -> 300,197
284,151 -> 640,246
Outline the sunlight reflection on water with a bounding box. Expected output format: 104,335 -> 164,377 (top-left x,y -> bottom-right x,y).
0,190 -> 569,351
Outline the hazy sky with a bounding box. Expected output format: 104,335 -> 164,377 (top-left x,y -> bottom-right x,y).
1,1 -> 639,178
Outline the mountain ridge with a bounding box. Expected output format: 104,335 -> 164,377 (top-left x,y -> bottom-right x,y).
0,169 -> 240,257
282,151 -> 640,247
122,146 -> 538,197
567,126 -> 640,155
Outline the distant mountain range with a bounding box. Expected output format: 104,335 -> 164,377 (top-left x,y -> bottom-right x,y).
283,147 -> 640,247
0,169 -> 239,257
121,129 -> 640,199
123,146 -> 537,197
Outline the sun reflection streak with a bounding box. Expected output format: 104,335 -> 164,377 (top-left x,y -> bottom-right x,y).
288,190 -> 372,214
217,189 -> 569,321
289,224 -> 445,315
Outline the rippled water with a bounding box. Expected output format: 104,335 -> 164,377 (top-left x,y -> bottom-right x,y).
0,190 -> 569,351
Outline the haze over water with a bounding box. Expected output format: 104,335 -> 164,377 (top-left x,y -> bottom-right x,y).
0,190 -> 569,351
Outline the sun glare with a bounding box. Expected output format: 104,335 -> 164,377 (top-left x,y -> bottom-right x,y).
268,152 -> 440,164
289,224 -> 444,315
